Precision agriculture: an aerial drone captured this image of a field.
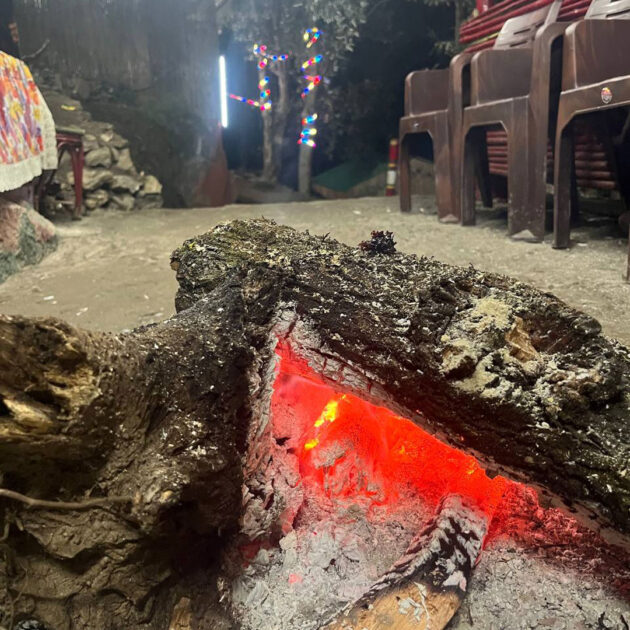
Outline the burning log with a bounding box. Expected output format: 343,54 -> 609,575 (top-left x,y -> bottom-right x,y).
0,218 -> 628,629
172,219 -> 630,548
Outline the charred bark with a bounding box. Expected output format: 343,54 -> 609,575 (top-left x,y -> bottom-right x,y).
0,218 -> 628,629
0,288 -> 252,629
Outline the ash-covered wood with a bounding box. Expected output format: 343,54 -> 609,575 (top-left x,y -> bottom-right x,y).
0,293 -> 251,629
0,218 -> 628,629
322,496 -> 487,630
172,219 -> 630,548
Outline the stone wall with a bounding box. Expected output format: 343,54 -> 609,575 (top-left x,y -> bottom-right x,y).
44,90 -> 163,213
15,0 -> 231,208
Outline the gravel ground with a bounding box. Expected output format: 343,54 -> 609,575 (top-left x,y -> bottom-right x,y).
0,196 -> 627,344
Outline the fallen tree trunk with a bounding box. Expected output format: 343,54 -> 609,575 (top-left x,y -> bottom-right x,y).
0,218 -> 628,629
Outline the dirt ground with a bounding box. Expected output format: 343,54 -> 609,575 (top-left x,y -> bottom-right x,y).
0,195 -> 628,345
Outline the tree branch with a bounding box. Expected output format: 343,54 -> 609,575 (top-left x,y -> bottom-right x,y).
0,489 -> 132,511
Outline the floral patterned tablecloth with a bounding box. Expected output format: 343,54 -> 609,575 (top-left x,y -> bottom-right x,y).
0,52 -> 57,192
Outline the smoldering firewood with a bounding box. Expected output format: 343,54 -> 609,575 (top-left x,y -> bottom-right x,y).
321,496 -> 488,630
0,218 -> 627,629
171,219 -> 630,549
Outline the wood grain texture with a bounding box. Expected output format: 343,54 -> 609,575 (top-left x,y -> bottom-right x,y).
322,496 -> 486,630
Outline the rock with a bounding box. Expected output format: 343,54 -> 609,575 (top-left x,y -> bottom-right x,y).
109,193 -> 136,211
136,195 -> 163,210
100,130 -> 114,145
82,134 -> 100,153
85,146 -> 112,169
115,148 -> 136,173
111,146 -> 120,163
141,175 -> 163,196
86,121 -> 113,136
110,133 -> 129,149
72,167 -> 114,191
111,171 -> 142,194
0,199 -> 57,283
84,189 -> 111,210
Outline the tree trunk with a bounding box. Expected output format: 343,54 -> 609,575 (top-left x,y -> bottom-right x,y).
298,91 -> 318,196
454,0 -> 463,49
260,67 -> 276,183
271,64 -> 290,177
0,219 -> 629,629
298,136 -> 314,196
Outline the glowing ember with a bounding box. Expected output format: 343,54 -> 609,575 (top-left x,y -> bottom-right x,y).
273,344 -> 510,525
228,344 -> 630,630
299,388 -> 508,520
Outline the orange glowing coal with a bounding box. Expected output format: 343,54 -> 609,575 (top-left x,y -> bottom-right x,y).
272,344 -> 511,525
298,390 -> 508,520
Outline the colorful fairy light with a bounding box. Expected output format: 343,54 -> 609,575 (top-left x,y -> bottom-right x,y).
253,44 -> 289,63
303,28 -> 322,48
229,94 -> 272,112
229,94 -> 259,107
299,32 -> 322,149
301,75 -> 322,98
301,55 -> 323,71
231,42 -> 287,114
259,76 -> 271,99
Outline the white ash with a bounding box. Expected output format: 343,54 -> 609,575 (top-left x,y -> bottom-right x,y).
228,495 -> 432,630
450,540 -> 630,630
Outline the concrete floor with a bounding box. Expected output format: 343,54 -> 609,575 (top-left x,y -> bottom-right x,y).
0,195 -> 628,344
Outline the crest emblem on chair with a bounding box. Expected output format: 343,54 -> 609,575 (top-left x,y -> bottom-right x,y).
601,87 -> 613,104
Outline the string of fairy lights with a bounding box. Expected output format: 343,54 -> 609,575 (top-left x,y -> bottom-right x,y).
299,28 -> 322,148
229,28 -> 324,150
298,38 -> 321,147
229,43 -> 288,111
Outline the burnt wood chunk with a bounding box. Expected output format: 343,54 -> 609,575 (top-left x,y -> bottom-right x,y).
322,496 -> 487,630
172,218 -> 630,548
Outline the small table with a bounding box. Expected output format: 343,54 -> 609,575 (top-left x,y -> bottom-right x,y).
37,125 -> 85,219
